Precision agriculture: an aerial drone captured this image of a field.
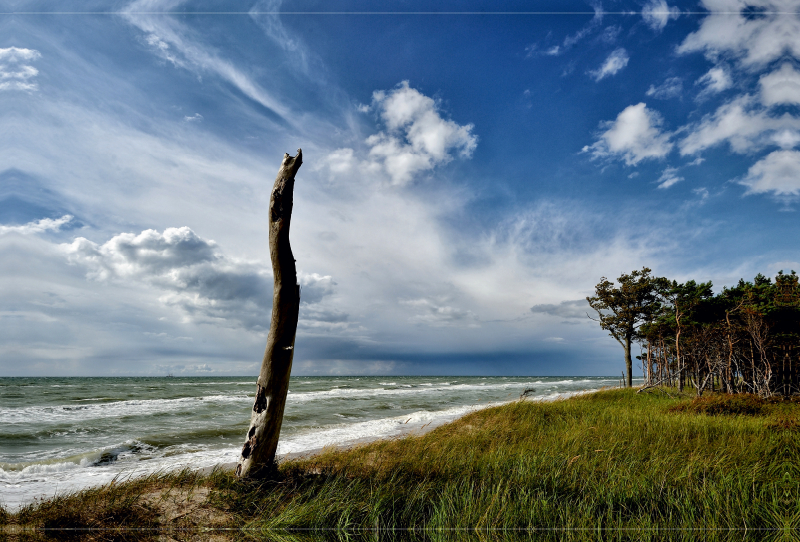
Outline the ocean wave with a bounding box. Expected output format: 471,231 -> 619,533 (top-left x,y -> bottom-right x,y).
0,395 -> 252,425
0,439 -> 157,479
284,380 -> 598,403
275,401 -> 511,455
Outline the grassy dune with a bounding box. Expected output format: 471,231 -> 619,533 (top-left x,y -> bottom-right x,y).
4,388 -> 798,540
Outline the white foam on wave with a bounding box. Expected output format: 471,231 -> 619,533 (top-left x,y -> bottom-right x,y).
1,394 -> 252,425
0,380 -> 611,511
274,402 -> 501,455
285,379 -> 588,403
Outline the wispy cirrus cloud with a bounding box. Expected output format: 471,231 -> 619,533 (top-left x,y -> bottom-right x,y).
122,0 -> 293,124
646,77 -> 683,100
589,48 -> 629,81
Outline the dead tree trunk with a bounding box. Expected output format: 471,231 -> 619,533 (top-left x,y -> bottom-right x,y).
236,149 -> 302,480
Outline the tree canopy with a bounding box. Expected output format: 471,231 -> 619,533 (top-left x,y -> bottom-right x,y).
589,269 -> 800,397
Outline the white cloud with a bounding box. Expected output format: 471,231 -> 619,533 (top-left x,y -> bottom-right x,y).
530,299 -> 590,320
739,150 -> 800,197
759,63 -> 800,107
123,1 -> 292,123
583,103 -> 673,165
642,0 -> 680,31
248,0 -> 310,73
143,33 -> 184,68
0,215 -> 73,235
0,47 -> 42,63
563,4 -> 604,49
319,148 -> 356,175
599,26 -> 622,45
695,66 -> 732,97
692,187 -> 710,202
646,77 -> 683,99
677,0 -> 800,70
332,81 -> 477,186
61,226 -> 340,331
0,46 -> 41,92
183,113 -> 203,122
679,95 -> 800,155
772,130 -> 800,149
656,167 -> 683,189
401,297 -> 478,327
589,48 -> 629,81
62,227 -> 272,329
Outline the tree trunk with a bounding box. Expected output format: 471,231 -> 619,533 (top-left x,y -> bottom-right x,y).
624,336 -> 633,388
236,149 -> 303,480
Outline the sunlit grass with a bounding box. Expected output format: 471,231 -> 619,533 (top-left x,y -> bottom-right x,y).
5,388 -> 798,539
214,388 -> 798,533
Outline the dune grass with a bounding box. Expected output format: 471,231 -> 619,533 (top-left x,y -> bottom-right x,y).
4,388 -> 799,540
215,388 -> 798,534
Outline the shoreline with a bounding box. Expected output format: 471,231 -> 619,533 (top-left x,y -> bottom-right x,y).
3,385 -> 610,511
199,389 -> 600,475
8,388 -> 792,533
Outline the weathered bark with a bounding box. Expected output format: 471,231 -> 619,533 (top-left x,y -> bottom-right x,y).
623,336 -> 633,388
236,149 -> 303,480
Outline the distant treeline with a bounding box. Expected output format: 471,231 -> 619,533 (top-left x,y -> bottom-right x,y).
588,268 -> 799,397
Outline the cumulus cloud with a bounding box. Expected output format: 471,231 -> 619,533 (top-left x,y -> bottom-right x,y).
642,0 -> 680,31
656,167 -> 683,189
759,63 -> 800,107
0,46 -> 42,92
0,215 -> 73,235
583,103 -> 673,165
646,77 -> 683,99
679,95 -> 800,155
324,81 -> 477,186
61,226 -> 336,330
677,0 -> 800,70
589,48 -> 629,81
739,150 -> 800,197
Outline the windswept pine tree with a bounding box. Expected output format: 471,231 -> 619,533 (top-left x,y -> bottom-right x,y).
590,270 -> 800,397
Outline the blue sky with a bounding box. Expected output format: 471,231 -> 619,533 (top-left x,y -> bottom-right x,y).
2,0 -> 800,376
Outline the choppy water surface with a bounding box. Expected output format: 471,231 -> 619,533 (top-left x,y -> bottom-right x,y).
0,376 -> 625,509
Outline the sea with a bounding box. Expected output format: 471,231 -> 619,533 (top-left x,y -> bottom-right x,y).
0,375 -> 629,510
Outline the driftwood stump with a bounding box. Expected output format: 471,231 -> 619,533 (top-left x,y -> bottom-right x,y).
236,149 -> 302,479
